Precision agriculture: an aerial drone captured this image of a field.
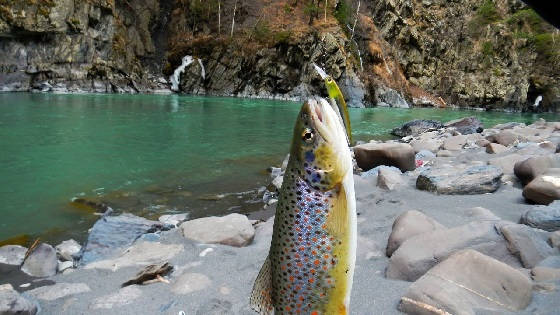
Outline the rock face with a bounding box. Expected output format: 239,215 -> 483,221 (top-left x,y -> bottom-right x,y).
0,245 -> 27,265
386,221 -> 519,281
391,120 -> 443,137
416,165 -> 503,195
81,213 -> 167,264
21,243 -> 57,277
522,170 -> 560,205
444,116 -> 483,135
354,143 -> 416,172
521,201 -> 560,231
386,211 -> 445,257
500,224 -> 557,268
0,284 -> 37,315
399,250 -> 532,315
515,155 -> 560,185
180,213 -> 255,247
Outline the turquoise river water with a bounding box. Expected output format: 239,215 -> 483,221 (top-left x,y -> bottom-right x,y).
0,93 -> 557,244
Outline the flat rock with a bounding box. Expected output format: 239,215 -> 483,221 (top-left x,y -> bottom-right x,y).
84,241 -> 183,270
81,213 -> 167,265
444,116 -> 483,135
386,221 -> 520,281
522,170 -> 560,205
171,272 -> 212,294
26,283 -> 90,301
55,239 -> 81,261
377,168 -> 404,191
0,245 -> 27,265
180,213 -> 255,247
442,135 -> 467,151
521,200 -> 560,231
399,250 -> 532,314
488,153 -> 528,175
416,165 -> 503,195
391,119 -> 443,137
500,224 -> 557,268
486,143 -> 508,154
0,284 -> 37,315
386,210 -> 445,257
353,142 -> 416,172
21,243 -> 57,277
90,285 -> 142,309
514,154 -> 560,185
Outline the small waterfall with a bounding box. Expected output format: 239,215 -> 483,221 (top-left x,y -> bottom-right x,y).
170,55 -> 194,91
534,95 -> 543,107
197,59 -> 206,80
313,63 -> 329,79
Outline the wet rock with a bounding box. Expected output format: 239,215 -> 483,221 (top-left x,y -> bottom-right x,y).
521,201 -> 560,231
377,168 -> 403,190
90,285 -> 142,309
181,213 -> 255,247
522,170 -> 560,205
21,243 -> 57,277
353,143 -> 415,172
386,210 -> 445,257
550,231 -> 560,249
158,213 -> 188,227
0,284 -> 38,315
488,153 -> 528,174
81,213 -> 167,264
410,139 -> 441,153
442,135 -> 467,151
171,272 -> 211,294
391,120 -> 443,137
486,143 -> 508,154
444,116 -> 483,134
386,221 -> 519,281
0,245 -> 27,265
27,283 -> 90,301
55,239 -> 81,262
84,241 -> 183,270
500,224 -> 557,268
514,155 -> 560,185
399,250 -> 532,314
416,165 -> 503,195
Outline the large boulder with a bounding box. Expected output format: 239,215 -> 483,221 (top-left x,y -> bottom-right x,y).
444,116 -> 483,135
180,213 -> 255,247
81,213 -> 167,265
487,130 -> 526,147
399,250 -> 532,315
416,165 -> 503,195
391,120 -> 443,137
521,201 -> 560,231
514,154 -> 560,185
0,284 -> 38,315
386,221 -> 519,281
500,224 -> 557,268
386,210 -> 446,257
0,245 -> 27,265
353,143 -> 415,172
522,169 -> 560,205
21,243 -> 57,277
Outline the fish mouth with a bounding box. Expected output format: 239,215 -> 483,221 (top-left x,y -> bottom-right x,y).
307,98 -> 343,145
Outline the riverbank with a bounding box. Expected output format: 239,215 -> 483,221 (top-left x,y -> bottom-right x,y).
2,117 -> 560,314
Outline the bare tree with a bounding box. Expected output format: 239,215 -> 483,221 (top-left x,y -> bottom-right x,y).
231,0 -> 238,37
351,0 -> 360,40
324,0 -> 327,22
218,0 -> 221,35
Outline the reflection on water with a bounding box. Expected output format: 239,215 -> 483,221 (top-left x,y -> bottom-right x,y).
0,93 -> 556,244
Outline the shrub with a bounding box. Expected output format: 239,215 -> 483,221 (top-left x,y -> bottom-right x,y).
334,0 -> 350,26
481,41 -> 494,57
477,0 -> 500,24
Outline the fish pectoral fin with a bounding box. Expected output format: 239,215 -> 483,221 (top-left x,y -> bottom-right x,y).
326,184 -> 349,237
250,254 -> 274,315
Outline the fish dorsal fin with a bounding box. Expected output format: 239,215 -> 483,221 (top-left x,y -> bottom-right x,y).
250,255 -> 274,315
326,184 -> 349,237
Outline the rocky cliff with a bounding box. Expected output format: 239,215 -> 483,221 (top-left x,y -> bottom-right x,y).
0,0 -> 558,111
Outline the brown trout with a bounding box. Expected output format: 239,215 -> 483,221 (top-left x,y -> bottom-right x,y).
250,98 -> 356,315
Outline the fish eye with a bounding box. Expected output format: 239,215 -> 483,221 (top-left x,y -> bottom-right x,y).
302,128 -> 314,143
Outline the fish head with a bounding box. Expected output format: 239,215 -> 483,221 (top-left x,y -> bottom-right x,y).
290,98 -> 352,191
